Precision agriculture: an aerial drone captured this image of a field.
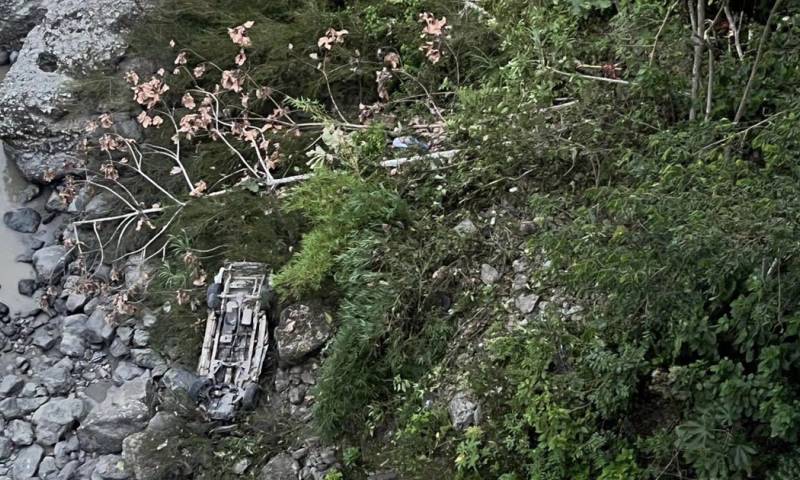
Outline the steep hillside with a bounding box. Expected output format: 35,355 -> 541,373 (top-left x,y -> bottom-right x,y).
59,0 -> 800,478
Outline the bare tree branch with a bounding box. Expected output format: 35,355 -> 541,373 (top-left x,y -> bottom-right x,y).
548,67 -> 632,85
704,48 -> 714,122
689,0 -> 706,121
723,4 -> 744,60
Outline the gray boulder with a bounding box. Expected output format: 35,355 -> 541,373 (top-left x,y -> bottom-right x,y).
8,419 -> 34,446
108,337 -> 129,359
85,308 -> 115,344
515,293 -> 540,314
111,361 -> 144,385
38,456 -> 57,479
35,359 -> 74,395
129,348 -> 166,375
0,396 -> 48,419
3,208 -> 41,233
53,435 -> 79,468
31,328 -> 58,350
65,293 -> 87,313
45,190 -> 69,213
0,436 -> 12,461
0,0 -> 46,48
18,279 -> 37,296
120,413 -> 186,480
131,328 -> 149,348
161,368 -> 197,394
480,263 -> 501,285
0,374 -> 24,397
32,245 -> 70,283
276,304 -> 333,366
0,0 -> 148,183
120,432 -> 153,480
31,398 -> 86,445
60,314 -> 88,357
12,444 -> 43,479
259,453 -> 299,480
77,374 -> 152,454
59,460 -> 81,480
92,454 -> 131,480
448,391 -> 481,431
84,193 -> 114,218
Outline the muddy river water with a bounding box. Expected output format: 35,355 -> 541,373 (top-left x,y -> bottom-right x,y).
0,64 -> 43,312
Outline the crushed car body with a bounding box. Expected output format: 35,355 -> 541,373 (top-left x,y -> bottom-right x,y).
193,261 -> 272,420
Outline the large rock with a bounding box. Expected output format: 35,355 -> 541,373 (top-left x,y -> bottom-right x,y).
31,327 -> 59,350
129,348 -> 166,375
60,313 -> 88,357
32,245 -> 70,283
18,278 -> 37,296
8,419 -> 34,445
12,444 -> 44,479
92,454 -> 131,480
3,207 -> 41,233
65,292 -> 87,313
276,304 -> 333,366
84,193 -> 114,218
112,361 -> 144,385
31,398 -> 86,445
35,358 -> 74,395
0,374 -> 24,397
54,435 -> 79,468
480,263 -> 501,285
259,453 -> 299,480
0,396 -> 48,419
0,0 -> 46,49
121,414 -> 187,480
77,374 -> 152,454
0,436 -> 12,461
85,308 -> 115,344
160,367 -> 197,394
38,456 -> 57,479
448,391 -> 481,431
0,0 -> 148,183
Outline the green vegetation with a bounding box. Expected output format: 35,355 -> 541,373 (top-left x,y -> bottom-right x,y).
81,0 -> 800,477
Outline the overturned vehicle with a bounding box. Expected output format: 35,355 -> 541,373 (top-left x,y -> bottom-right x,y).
191,262 -> 274,420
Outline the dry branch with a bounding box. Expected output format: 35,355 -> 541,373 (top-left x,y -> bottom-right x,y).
723,4 -> 744,60
549,67 -> 632,86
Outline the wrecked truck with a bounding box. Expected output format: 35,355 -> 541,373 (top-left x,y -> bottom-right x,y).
190,262 -> 273,420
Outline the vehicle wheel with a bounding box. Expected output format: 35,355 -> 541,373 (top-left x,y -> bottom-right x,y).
242,382 -> 259,410
259,288 -> 275,311
188,377 -> 212,402
207,282 -> 222,310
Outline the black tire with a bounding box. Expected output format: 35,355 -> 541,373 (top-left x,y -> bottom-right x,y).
242,382 -> 259,410
207,282 -> 223,310
258,287 -> 275,311
188,377 -> 212,402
